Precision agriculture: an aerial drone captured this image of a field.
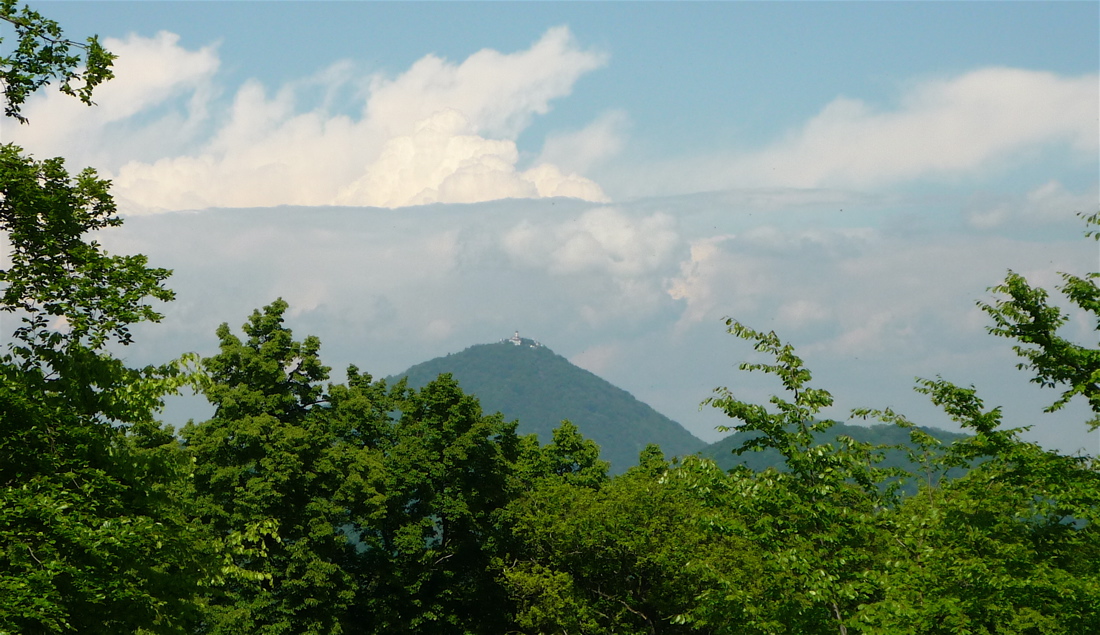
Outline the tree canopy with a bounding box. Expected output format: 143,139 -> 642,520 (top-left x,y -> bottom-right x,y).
1,2 -> 1097,633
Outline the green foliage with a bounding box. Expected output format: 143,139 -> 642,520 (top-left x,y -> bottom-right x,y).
184,302 -> 540,634
502,449 -> 760,635
0,144 -> 174,363
857,379 -> 1100,634
515,419 -> 610,489
687,290 -> 1100,634
698,322 -> 897,634
0,145 -> 187,433
979,222 -> 1100,428
0,375 -> 216,634
2,6 -> 1095,627
393,340 -> 705,472
356,373 -> 522,634
699,422 -> 968,484
0,33 -> 213,632
184,300 -> 378,635
0,0 -> 115,122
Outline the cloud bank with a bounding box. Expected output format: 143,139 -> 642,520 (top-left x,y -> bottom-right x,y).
8,27 -> 608,213
10,22 -> 1096,211
90,187 -> 1099,458
8,28 -> 1096,210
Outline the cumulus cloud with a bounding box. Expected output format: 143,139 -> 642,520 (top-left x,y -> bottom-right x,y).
732,68 -> 1099,189
334,110 -> 608,207
335,109 -> 533,207
502,207 -> 681,276
612,67 -> 1099,197
8,27 -> 608,213
500,206 -> 685,324
667,235 -> 746,325
365,26 -> 607,140
7,31 -> 220,166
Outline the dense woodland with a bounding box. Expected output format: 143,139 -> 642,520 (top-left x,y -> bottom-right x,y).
393,339 -> 707,472
2,6 -> 1098,634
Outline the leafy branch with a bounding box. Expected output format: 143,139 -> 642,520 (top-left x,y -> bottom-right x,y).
979,212 -> 1100,429
0,0 -> 115,122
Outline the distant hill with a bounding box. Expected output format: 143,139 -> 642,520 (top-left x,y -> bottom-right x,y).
699,423 -> 970,487
389,335 -> 706,472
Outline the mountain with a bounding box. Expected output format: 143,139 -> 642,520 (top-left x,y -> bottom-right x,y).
389,335 -> 707,472
699,423 -> 970,488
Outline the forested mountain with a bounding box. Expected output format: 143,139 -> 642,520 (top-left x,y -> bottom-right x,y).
391,336 -> 706,472
700,422 -> 968,473
392,339 -> 970,478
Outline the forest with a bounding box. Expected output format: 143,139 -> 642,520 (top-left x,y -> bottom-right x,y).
391,338 -> 708,472
1,5 -> 1098,634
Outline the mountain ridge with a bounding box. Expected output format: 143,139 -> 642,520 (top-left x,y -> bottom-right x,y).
389,336 -> 707,472
698,422 -> 972,493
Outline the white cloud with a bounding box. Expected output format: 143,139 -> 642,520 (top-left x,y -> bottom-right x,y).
334,110 -> 608,207
499,206 -> 685,325
967,180 -> 1100,230
536,110 -> 629,175
520,164 -> 610,202
734,68 -> 1099,189
664,226 -> 1089,360
89,195 -> 1098,455
365,26 -> 607,139
8,27 -> 608,213
7,31 -> 220,166
502,207 -> 681,276
667,235 -> 749,325
335,109 -> 534,207
607,67 -> 1098,198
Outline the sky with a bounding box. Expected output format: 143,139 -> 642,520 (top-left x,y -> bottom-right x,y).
3,1 -> 1099,455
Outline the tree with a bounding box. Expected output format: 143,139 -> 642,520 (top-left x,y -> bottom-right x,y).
183,300 -> 381,635
979,211 -> 1100,428
847,377 -> 1100,634
873,213 -> 1100,632
502,447 -> 762,635
0,64 -> 204,635
0,7 -> 220,630
513,419 -> 609,489
0,0 -> 114,122
687,214 -> 1100,634
696,322 -> 895,634
856,212 -> 1100,633
356,373 -> 523,634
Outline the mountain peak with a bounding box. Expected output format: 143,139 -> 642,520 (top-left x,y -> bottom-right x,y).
391,339 -> 705,472
498,330 -> 544,349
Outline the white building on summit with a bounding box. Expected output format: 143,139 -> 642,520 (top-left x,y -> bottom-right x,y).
502,331 -> 542,348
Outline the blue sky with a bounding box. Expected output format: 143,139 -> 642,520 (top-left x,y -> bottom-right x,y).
32,3 -> 1097,167
4,1 -> 1099,455
14,2 -> 1097,206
